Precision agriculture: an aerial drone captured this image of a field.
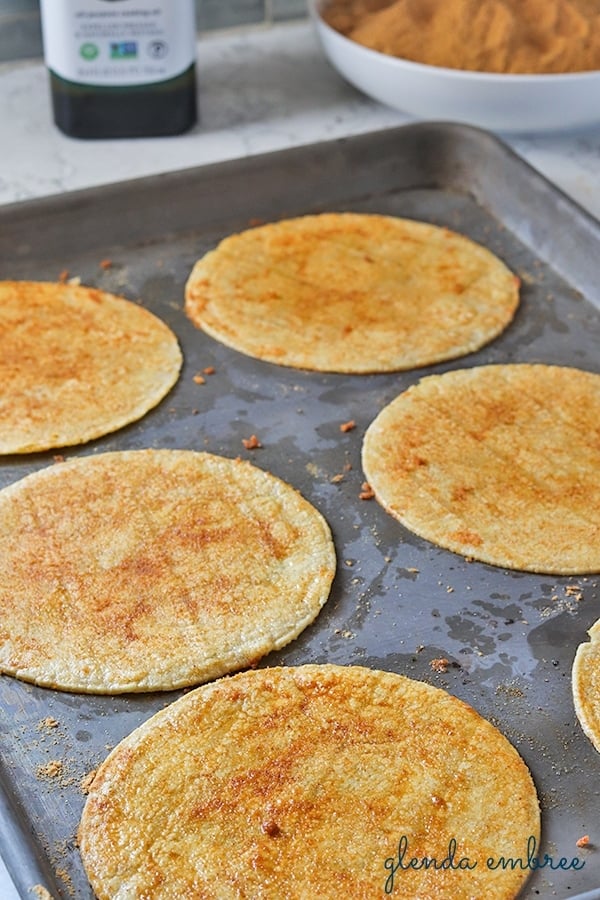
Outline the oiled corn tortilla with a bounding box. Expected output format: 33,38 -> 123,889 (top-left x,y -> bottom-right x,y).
0,280 -> 182,454
185,212 -> 519,373
79,664 -> 540,900
573,618 -> 600,754
362,364 -> 600,574
0,449 -> 335,693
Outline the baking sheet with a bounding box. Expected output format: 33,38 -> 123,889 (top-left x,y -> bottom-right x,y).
0,122 -> 599,899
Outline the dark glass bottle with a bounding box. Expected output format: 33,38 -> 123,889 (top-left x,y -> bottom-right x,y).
40,0 -> 198,140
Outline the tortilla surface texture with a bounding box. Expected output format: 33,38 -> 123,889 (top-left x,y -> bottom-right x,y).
573,618 -> 600,754
362,364 -> 600,574
184,212 -> 519,373
0,449 -> 335,693
79,664 -> 540,900
0,280 -> 182,454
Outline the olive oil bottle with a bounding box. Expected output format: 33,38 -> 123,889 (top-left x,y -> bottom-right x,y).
40,0 -> 198,139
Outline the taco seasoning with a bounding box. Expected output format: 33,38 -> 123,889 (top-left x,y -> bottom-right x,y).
323,0 -> 600,74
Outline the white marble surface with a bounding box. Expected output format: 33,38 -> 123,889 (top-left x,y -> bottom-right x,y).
0,18 -> 600,900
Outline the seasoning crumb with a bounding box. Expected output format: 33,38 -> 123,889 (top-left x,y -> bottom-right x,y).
30,886 -> 54,900
193,374 -> 206,385
359,482 -> 375,500
38,716 -> 59,730
80,770 -> 98,794
340,420 -> 356,433
430,658 -> 450,673
52,455 -> 65,464
99,259 -> 113,270
330,473 -> 345,483
58,270 -> 69,283
242,434 -> 262,450
203,366 -> 216,375
576,835 -> 591,848
334,628 -> 355,639
37,760 -> 63,779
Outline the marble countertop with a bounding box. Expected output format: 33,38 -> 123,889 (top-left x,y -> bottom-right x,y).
2,19 -> 600,218
1,18 -> 599,900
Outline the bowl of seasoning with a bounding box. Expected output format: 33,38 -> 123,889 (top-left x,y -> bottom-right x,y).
309,0 -> 600,133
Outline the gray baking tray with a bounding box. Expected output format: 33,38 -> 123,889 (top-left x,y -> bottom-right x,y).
0,122 -> 599,899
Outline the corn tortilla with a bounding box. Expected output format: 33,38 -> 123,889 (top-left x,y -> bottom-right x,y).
184,212 -> 519,373
362,364 -> 600,574
0,280 -> 182,454
0,449 -> 335,693
573,618 -> 600,754
79,664 -> 540,899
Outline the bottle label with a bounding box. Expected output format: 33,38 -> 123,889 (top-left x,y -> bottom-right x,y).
40,0 -> 196,86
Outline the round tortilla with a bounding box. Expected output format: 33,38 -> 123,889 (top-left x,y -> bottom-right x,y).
0,280 -> 182,454
79,664 -> 540,900
0,450 -> 335,693
573,618 -> 600,754
362,364 -> 600,574
184,212 -> 519,373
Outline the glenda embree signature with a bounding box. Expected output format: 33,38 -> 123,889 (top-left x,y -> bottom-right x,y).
384,835 -> 586,894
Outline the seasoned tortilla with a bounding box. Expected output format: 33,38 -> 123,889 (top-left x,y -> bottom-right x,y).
0,280 -> 182,454
79,664 -> 540,900
573,618 -> 600,754
0,450 -> 335,693
362,364 -> 600,574
184,212 -> 519,373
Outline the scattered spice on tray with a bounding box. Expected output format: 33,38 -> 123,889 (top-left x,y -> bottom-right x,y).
193,374 -> 206,385
99,259 -> 113,270
37,760 -> 63,780
576,834 -> 591,848
38,716 -> 59,730
430,657 -> 450,673
339,419 -> 356,432
359,481 -> 375,500
322,0 -> 600,74
496,683 -> 525,699
334,627 -> 355,639
242,434 -> 262,450
31,886 -> 54,900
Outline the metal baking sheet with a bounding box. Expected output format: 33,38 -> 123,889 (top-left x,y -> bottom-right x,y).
0,121 -> 599,899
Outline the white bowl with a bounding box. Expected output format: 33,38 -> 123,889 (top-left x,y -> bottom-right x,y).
309,0 -> 600,133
